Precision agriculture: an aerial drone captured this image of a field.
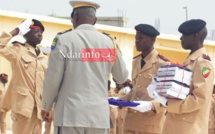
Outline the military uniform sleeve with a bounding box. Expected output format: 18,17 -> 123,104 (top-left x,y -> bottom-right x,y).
41,35 -> 66,112
0,32 -> 21,61
167,60 -> 214,114
111,45 -> 129,84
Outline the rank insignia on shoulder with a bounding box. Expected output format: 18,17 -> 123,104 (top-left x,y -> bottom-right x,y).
12,41 -> 25,46
133,54 -> 141,59
102,32 -> 110,36
158,54 -> 170,62
202,54 -> 211,61
51,38 -> 58,50
57,29 -> 72,35
202,67 -> 211,78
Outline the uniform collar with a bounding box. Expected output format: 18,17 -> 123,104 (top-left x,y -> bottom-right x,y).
24,43 -> 42,57
133,49 -> 158,73
142,49 -> 158,63
25,43 -> 35,50
75,24 -> 97,31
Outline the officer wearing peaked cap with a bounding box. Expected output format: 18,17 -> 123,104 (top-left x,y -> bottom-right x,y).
69,0 -> 100,9
41,0 -> 129,134
0,18 -> 48,134
120,23 -> 170,134
152,19 -> 214,134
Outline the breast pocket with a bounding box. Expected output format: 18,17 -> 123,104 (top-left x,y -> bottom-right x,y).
175,111 -> 198,123
21,55 -> 34,72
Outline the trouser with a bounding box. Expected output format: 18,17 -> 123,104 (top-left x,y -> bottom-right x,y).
123,129 -> 161,134
54,127 -> 109,134
11,108 -> 42,134
0,112 -> 6,134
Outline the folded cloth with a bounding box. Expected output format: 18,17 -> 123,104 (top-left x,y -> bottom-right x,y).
108,98 -> 140,107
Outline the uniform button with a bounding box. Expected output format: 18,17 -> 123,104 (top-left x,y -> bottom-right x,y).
139,74 -> 142,76
182,118 -> 185,120
137,85 -> 140,88
134,111 -> 137,113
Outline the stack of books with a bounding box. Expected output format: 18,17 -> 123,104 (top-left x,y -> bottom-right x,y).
155,64 -> 192,100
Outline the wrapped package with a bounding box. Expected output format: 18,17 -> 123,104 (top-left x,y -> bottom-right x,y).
156,81 -> 190,95
154,64 -> 192,100
159,90 -> 187,100
157,64 -> 192,86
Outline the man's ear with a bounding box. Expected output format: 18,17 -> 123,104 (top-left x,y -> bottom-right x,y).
93,17 -> 97,25
151,37 -> 156,43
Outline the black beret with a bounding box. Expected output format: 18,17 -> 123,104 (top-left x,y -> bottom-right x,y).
135,24 -> 160,36
30,19 -> 45,32
178,19 -> 206,35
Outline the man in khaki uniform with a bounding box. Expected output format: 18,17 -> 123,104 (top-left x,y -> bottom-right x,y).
0,73 -> 8,134
208,83 -> 215,134
120,24 -> 170,134
152,19 -> 214,134
0,18 -> 48,134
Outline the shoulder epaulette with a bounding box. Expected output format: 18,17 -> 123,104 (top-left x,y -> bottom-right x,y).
133,54 -> 141,59
102,32 -> 122,55
11,41 -> 25,46
158,54 -> 170,62
57,29 -> 72,35
103,32 -> 110,36
202,54 -> 211,61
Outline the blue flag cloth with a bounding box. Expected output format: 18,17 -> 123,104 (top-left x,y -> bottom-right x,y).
108,98 -> 140,107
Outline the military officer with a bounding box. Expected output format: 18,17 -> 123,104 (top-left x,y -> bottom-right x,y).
0,18 -> 48,134
120,24 -> 170,134
152,19 -> 214,134
41,1 -> 129,134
